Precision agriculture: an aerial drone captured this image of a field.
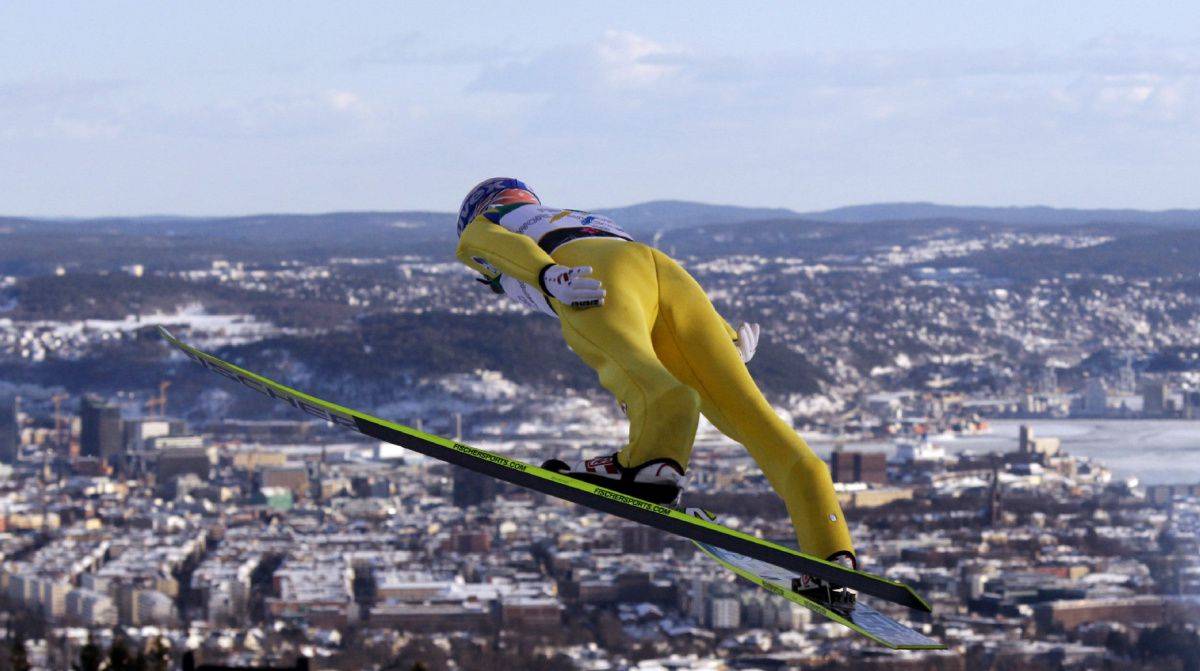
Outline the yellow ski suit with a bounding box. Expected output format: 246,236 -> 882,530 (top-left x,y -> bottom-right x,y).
456,206 -> 853,560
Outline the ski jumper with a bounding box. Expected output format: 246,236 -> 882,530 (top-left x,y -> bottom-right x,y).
456,203 -> 853,560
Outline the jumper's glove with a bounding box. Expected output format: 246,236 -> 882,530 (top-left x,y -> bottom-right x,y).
539,264 -> 605,308
735,322 -> 760,363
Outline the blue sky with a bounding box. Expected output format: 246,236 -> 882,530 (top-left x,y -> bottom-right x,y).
3,2 -> 1199,216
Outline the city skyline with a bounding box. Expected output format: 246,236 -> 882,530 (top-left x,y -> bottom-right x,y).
3,201 -> 1199,668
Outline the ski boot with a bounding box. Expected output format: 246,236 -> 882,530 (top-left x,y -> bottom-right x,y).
792,551 -> 858,609
541,453 -> 684,504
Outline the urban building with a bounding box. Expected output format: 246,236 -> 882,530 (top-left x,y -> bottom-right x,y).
453,466 -> 499,508
1143,381 -> 1169,417
828,450 -> 887,484
0,394 -> 17,463
80,395 -> 123,463
1019,425 -> 1061,459
155,442 -> 213,485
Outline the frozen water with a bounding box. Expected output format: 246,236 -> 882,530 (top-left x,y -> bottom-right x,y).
808,419 -> 1200,485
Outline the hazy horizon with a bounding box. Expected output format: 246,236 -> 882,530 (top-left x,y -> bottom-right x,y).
8,198 -> 1200,222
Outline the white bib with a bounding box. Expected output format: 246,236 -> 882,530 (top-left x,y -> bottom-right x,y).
491,205 -> 633,318
495,205 -> 631,244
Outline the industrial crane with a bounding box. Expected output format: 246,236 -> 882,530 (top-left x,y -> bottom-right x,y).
145,381 -> 171,418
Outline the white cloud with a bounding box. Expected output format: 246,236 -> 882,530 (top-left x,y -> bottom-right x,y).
1050,72 -> 1198,123
326,90 -> 362,112
472,29 -> 689,96
595,30 -> 685,88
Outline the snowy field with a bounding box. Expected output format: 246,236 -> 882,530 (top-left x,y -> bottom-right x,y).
808,419 -> 1200,485
0,303 -> 288,361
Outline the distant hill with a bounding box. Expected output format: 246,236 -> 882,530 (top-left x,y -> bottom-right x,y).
659,217 -> 982,258
653,215 -> 1200,279
10,199 -> 1200,238
597,200 -> 1200,230
803,202 -> 1200,227
0,202 -> 804,273
0,212 -> 455,274
4,211 -> 450,245
923,227 -> 1200,279
5,200 -> 1200,276
6,200 -> 797,239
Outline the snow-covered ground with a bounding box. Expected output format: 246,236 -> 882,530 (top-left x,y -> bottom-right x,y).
0,303 -> 288,361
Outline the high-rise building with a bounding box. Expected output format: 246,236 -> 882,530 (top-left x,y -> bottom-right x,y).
708,596 -> 741,629
1117,355 -> 1137,393
1185,391 -> 1200,420
1018,425 -> 1060,459
987,458 -> 1003,527
1038,366 -> 1059,394
621,524 -> 666,554
1082,378 -> 1109,416
1143,382 -> 1168,417
80,396 -> 123,463
453,467 -> 498,508
0,395 -> 17,464
828,451 -> 887,484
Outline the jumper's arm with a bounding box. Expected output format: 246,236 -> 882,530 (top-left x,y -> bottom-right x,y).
456,217 -> 557,288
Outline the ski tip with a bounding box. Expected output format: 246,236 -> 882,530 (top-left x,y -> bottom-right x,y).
156,325 -> 176,342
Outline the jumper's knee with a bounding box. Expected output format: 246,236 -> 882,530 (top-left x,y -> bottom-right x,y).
779,452 -> 836,498
655,385 -> 701,426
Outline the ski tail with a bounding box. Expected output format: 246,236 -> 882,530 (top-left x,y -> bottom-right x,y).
693,539 -> 946,650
